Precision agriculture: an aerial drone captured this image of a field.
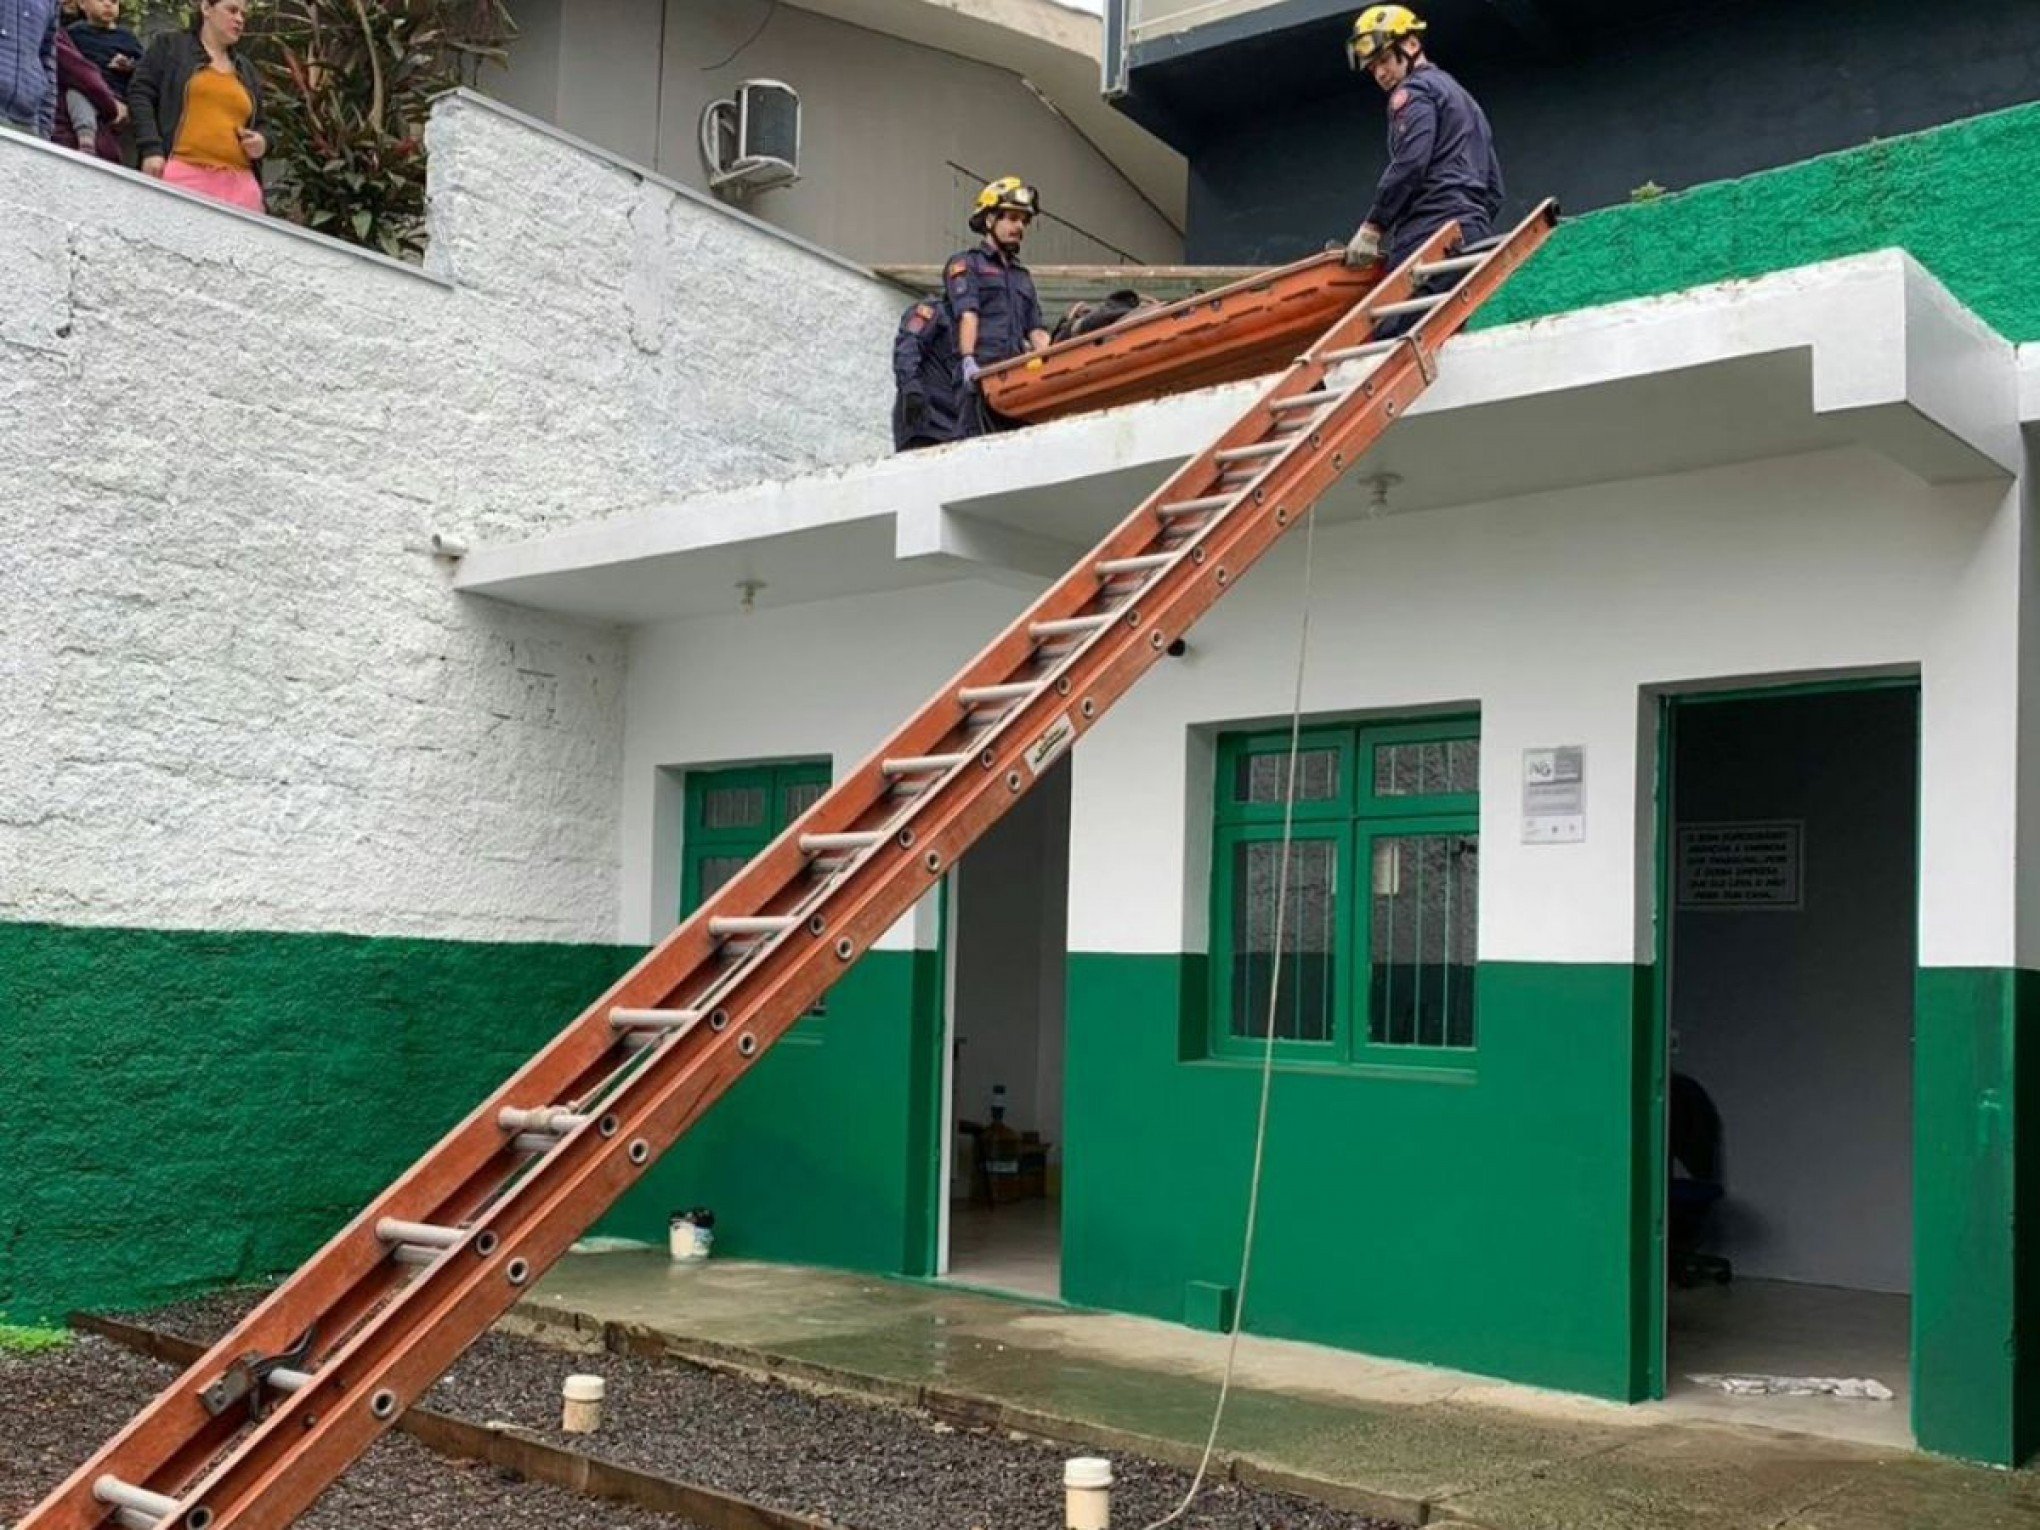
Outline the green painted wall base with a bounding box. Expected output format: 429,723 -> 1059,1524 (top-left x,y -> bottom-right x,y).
1063,954 -> 1657,1401
1914,967 -> 2040,1467
0,921 -> 636,1323
0,922 -> 945,1325
601,948 -> 945,1278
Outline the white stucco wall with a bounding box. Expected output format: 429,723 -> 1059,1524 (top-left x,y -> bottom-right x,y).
0,94 -> 901,943
618,447 -> 2022,967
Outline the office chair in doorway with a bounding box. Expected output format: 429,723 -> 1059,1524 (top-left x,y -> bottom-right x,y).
1669,1071 -> 1733,1287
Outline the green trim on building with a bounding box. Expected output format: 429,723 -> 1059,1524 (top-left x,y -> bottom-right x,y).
1913,966 -> 2040,1466
1477,101 -> 2040,342
0,921 -> 637,1324
601,945 -> 946,1277
1063,952 -> 1657,1401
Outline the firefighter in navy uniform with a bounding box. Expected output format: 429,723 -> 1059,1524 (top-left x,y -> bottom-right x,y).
891,295 -> 967,451
1342,6 -> 1504,273
945,176 -> 1052,432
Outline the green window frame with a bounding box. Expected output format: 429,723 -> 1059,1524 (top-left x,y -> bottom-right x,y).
1210,717 -> 1479,1067
683,759 -> 832,1016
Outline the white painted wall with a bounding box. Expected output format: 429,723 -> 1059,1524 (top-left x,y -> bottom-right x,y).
621,579 -> 1033,949
494,0 -> 1184,266
0,94 -> 901,943
620,447 -> 2021,970
1670,690 -> 1918,1293
1064,447 -> 2019,967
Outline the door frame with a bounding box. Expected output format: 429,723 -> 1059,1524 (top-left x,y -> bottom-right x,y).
1648,673 -> 1920,1400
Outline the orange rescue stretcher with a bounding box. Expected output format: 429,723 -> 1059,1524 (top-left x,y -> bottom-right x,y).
978,249 -> 1385,425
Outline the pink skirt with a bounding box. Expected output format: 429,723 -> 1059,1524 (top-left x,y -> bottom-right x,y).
163,158 -> 264,213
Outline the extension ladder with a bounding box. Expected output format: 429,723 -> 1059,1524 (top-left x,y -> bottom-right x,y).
21,199 -> 1557,1530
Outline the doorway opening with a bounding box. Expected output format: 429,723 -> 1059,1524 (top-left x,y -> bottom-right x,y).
940,758 -> 1070,1299
1660,683 -> 1917,1445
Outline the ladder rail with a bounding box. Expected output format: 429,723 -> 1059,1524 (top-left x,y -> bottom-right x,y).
18,200 -> 1558,1530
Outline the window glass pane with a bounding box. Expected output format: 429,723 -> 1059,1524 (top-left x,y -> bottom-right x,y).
697,854 -> 749,901
1233,748 -> 1340,807
1229,839 -> 1338,1043
1374,737 -> 1478,799
782,780 -> 826,823
1369,834 -> 1478,1048
702,784 -> 766,830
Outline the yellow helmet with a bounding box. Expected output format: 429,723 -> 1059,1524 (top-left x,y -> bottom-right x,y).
969,175 -> 1042,233
1347,5 -> 1426,70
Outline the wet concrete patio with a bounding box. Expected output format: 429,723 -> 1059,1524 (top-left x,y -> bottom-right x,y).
515,1250 -> 2038,1529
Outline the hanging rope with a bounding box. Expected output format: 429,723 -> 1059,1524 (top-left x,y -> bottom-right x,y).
1141,498 -> 1322,1530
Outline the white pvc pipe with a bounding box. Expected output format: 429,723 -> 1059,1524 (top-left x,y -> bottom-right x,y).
1064,1457 -> 1112,1530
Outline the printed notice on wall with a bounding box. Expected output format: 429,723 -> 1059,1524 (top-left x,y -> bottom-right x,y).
1676,821 -> 1804,910
1522,746 -> 1585,843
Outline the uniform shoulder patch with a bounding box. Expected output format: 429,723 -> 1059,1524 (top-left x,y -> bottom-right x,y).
1389,86 -> 1409,112
945,257 -> 969,281
908,304 -> 933,334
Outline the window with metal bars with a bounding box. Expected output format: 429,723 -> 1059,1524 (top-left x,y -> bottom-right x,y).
1210,718 -> 1478,1065
684,759 -> 833,1018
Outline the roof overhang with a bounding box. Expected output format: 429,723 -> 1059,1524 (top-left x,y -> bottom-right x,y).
456,251 -> 2020,626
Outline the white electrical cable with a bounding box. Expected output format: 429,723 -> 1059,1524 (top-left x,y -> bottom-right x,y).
1140,499 -> 1321,1530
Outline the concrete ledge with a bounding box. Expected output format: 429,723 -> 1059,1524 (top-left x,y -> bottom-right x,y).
458,250 -> 2019,625
505,1302 -> 1433,1526
0,122 -> 451,288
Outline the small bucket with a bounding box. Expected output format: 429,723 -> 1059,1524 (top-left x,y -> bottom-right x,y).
668,1207 -> 715,1261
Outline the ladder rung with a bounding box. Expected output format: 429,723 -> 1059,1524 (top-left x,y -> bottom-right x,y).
94,1479 -> 178,1522
1321,339 -> 1399,365
1031,614 -> 1113,638
957,682 -> 1039,706
1215,442 -> 1284,463
375,1218 -> 463,1250
1269,390 -> 1339,413
1096,552 -> 1174,576
882,752 -> 969,776
512,1132 -> 564,1153
268,1367 -> 311,1393
391,1245 -> 441,1268
115,1510 -> 161,1530
1158,494 -> 1234,517
1373,292 -> 1449,319
498,1105 -> 589,1133
1415,252 -> 1484,278
606,1007 -> 701,1031
709,915 -> 795,937
800,830 -> 883,853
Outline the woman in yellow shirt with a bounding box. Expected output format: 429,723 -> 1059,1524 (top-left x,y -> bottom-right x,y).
130,0 -> 266,212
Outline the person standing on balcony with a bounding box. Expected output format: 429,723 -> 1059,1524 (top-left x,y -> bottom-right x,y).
0,0 -> 60,138
130,0 -> 266,212
1342,6 -> 1503,272
945,176 -> 1051,432
891,294 -> 968,451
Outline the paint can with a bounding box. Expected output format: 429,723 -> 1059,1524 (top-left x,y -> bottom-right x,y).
669,1207 -> 715,1260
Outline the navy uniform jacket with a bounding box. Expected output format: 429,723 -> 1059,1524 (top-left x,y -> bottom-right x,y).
892,296 -> 967,450
944,242 -> 1044,366
1364,63 -> 1504,263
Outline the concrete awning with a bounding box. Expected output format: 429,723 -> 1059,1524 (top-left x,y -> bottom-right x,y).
456,251 -> 2019,626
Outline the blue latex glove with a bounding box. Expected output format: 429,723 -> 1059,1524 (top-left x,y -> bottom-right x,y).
960,355 -> 983,389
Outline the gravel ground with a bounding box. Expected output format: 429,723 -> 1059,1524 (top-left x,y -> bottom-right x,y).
0,1335 -> 705,1530
23,1289 -> 1400,1530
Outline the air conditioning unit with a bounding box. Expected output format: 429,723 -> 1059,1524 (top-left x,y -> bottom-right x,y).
699,79 -> 801,199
